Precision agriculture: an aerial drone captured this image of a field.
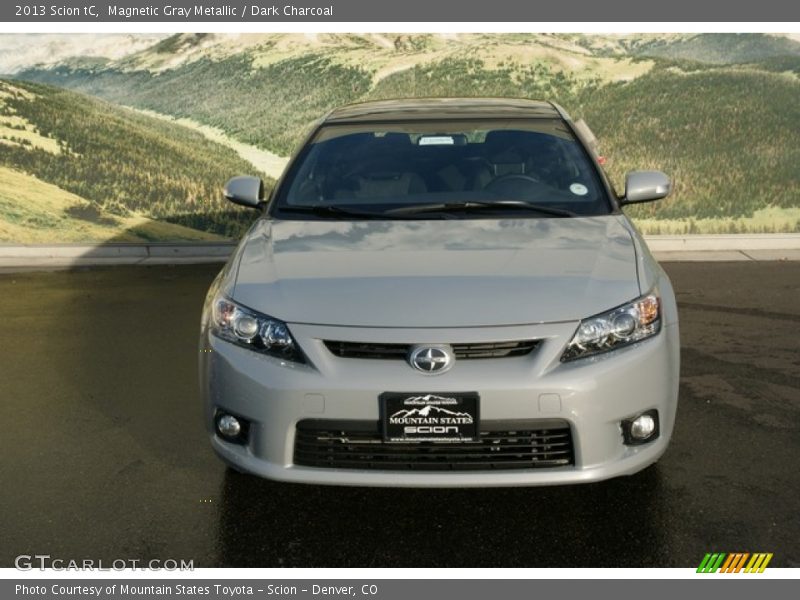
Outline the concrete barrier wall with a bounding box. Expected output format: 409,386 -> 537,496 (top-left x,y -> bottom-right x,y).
1,235 -> 799,268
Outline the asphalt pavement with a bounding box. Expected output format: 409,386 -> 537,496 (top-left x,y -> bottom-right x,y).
0,262 -> 798,568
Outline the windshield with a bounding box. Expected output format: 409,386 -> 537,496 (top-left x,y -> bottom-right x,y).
272,118 -> 612,219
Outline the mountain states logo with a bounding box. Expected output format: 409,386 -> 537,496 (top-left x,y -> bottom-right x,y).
389,395 -> 473,436
390,395 -> 473,424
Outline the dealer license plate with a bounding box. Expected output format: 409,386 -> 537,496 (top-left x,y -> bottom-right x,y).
380,392 -> 479,442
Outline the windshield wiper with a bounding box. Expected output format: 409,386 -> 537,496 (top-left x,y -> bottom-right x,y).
278,205 -> 388,219
384,200 -> 577,218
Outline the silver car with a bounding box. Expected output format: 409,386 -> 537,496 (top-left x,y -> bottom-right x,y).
199,98 -> 680,487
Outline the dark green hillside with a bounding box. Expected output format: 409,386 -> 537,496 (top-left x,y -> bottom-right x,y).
20,55 -> 372,157
0,79 -> 266,236
368,57 -> 598,102
574,65 -> 800,221
753,55 -> 800,75
632,34 -> 800,64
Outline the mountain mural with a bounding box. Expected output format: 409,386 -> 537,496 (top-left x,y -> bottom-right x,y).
1,33 -> 798,241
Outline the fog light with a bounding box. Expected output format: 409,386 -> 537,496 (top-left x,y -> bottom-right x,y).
631,414 -> 656,439
217,414 -> 241,437
215,411 -> 249,444
622,410 -> 659,445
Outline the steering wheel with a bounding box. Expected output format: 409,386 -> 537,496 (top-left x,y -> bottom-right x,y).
483,173 -> 544,194
482,173 -> 552,202
485,174 -> 542,189
340,157 -> 404,182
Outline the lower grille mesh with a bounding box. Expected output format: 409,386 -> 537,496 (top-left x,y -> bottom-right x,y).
294,420 -> 574,471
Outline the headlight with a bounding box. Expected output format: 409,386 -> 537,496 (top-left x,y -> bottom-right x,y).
561,292 -> 661,362
210,295 -> 305,363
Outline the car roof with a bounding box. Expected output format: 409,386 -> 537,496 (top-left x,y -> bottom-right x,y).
324,98 -> 564,123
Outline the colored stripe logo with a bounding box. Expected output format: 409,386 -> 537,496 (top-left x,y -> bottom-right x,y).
697,553 -> 773,573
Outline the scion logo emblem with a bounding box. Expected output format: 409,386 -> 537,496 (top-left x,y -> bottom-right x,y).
408,345 -> 454,374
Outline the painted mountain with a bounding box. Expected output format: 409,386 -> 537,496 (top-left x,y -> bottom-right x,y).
391,405 -> 473,419
1,33 -> 799,241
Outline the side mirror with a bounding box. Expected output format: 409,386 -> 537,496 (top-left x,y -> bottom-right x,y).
224,176 -> 264,209
621,171 -> 671,205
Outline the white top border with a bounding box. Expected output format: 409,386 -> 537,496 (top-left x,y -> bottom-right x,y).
0,22 -> 798,33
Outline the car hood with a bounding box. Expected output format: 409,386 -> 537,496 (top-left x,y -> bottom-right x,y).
232,216 -> 640,327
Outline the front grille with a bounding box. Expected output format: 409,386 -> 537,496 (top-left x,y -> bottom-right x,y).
323,340 -> 540,360
294,419 -> 574,471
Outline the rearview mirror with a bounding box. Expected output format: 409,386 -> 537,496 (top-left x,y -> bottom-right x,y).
621,171 -> 671,205
224,176 -> 264,209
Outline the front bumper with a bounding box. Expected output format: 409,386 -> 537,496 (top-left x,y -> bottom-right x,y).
200,319 -> 680,487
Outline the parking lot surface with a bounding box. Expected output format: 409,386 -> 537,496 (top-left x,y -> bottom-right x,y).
0,262 -> 798,568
